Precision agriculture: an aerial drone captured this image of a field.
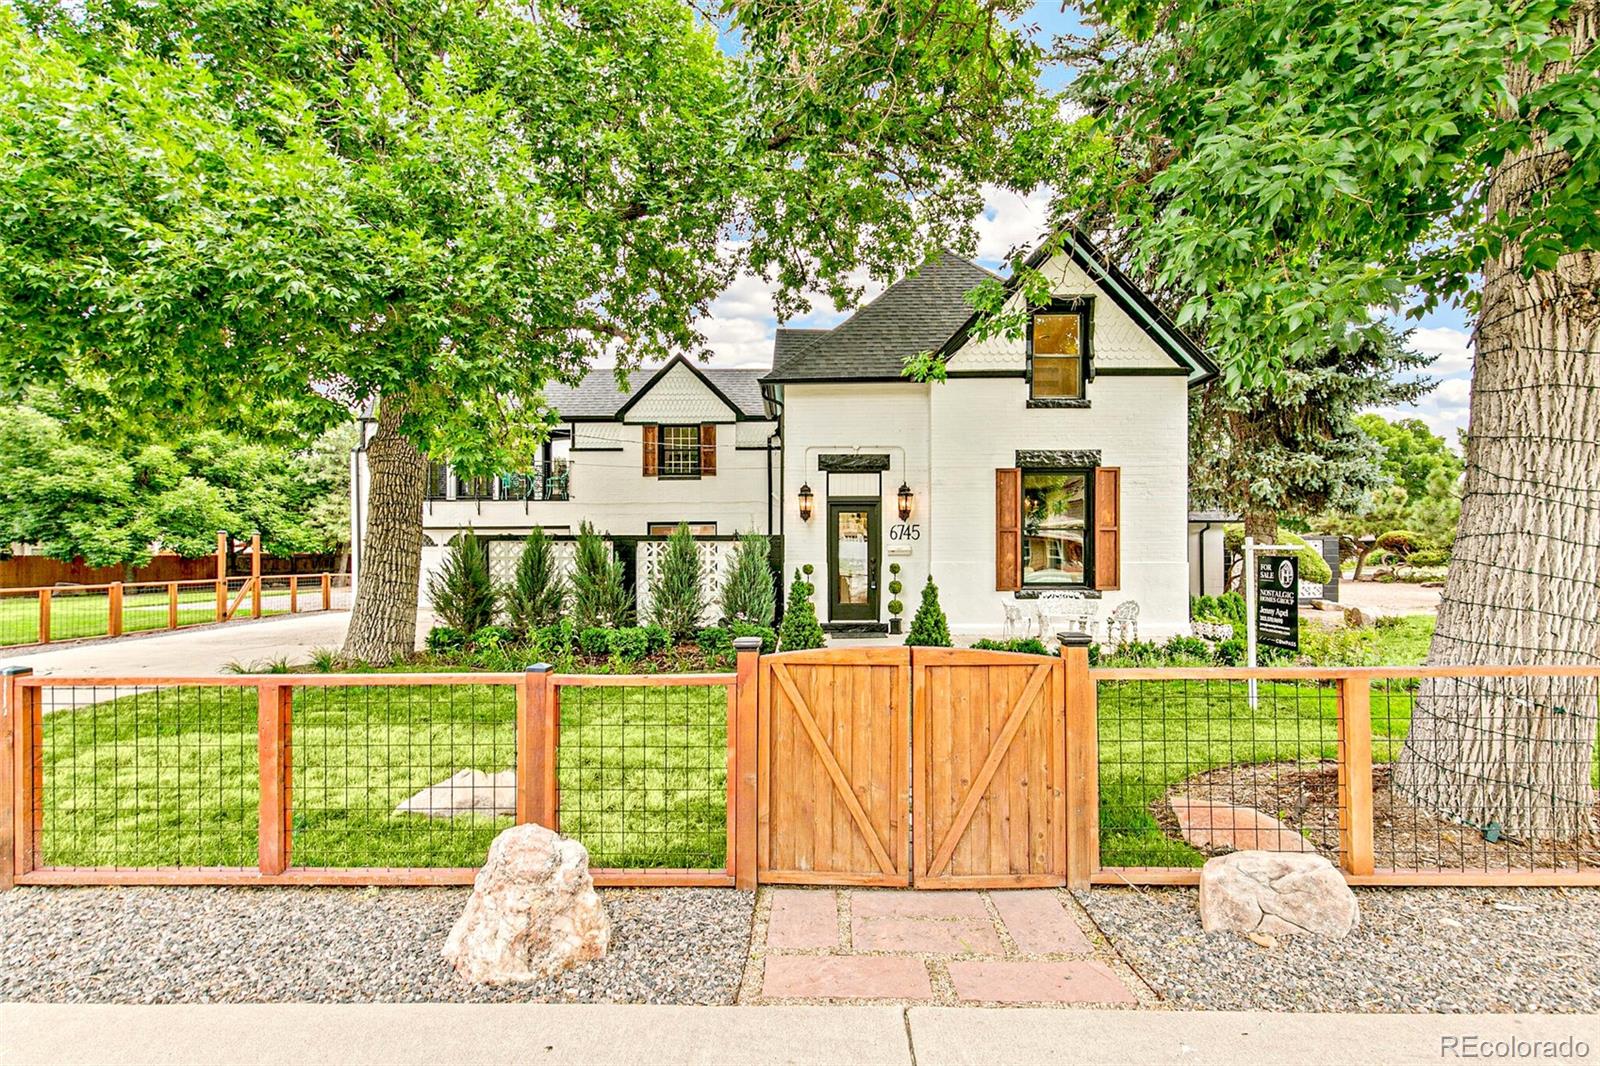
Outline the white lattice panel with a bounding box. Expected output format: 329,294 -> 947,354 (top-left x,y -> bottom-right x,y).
488,538 -> 580,587
635,539 -> 734,626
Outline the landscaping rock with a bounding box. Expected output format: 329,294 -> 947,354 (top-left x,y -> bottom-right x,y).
395,768 -> 516,819
443,823 -> 610,985
1198,851 -> 1358,939
1170,796 -> 1316,853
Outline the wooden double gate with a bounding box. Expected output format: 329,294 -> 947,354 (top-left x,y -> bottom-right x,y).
758,647 -> 1082,888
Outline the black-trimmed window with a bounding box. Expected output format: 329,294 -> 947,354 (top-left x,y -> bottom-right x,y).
1020,468 -> 1092,587
1028,299 -> 1091,401
658,424 -> 702,477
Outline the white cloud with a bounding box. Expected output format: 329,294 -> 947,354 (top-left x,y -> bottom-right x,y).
1406,326 -> 1474,376
973,184 -> 1054,265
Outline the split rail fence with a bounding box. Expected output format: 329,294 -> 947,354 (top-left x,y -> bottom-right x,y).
0,533 -> 351,648
1,641 -> 1595,891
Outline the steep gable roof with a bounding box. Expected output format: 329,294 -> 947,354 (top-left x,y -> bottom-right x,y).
544,356 -> 768,421
761,251 -> 998,383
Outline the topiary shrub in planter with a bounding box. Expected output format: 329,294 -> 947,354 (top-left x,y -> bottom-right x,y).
778,568 -> 825,651
720,533 -> 775,626
427,531 -> 498,634
650,522 -> 706,642
572,520 -> 631,628
505,527 -> 566,636
887,563 -> 905,634
904,577 -> 952,647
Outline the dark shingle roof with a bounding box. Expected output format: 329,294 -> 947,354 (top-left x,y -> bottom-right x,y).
542,359 -> 768,420
761,251 -> 997,383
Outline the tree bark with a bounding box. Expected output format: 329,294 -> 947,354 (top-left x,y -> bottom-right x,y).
342,395 -> 428,663
1244,510 -> 1278,544
1395,1 -> 1600,841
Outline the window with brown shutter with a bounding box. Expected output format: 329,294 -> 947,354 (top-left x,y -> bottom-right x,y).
995,468 -> 1021,590
700,423 -> 717,476
642,424 -> 659,477
1093,466 -> 1121,591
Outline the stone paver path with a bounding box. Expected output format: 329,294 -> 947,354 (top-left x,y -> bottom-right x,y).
741,888 -> 1154,1007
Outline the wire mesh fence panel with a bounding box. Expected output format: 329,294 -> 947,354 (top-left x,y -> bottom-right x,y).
556,683 -> 729,870
0,590 -> 43,646
1372,676 -> 1600,873
35,683 -> 258,868
172,581 -> 224,627
288,682 -> 517,868
326,574 -> 354,611
39,588 -> 114,644
1095,676 -> 1344,869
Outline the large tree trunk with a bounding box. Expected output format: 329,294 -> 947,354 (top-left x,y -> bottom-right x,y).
1394,2 -> 1600,841
1244,510 -> 1278,544
342,395 -> 428,663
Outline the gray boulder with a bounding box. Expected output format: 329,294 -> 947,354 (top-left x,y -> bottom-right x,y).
1198,850 -> 1359,938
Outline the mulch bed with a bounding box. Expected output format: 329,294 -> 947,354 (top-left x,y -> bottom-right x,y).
1161,761 -> 1600,872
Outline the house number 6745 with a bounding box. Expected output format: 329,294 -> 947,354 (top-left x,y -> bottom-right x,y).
890,523 -> 921,541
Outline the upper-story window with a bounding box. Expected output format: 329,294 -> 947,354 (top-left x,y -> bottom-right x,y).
1028,300 -> 1091,403
659,425 -> 702,477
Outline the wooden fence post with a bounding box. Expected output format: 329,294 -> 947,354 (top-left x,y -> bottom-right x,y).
108,582 -> 124,639
249,533 -> 262,619
321,573 -> 332,611
167,583 -> 179,630
1059,632 -> 1099,891
518,665 -> 558,828
37,591 -> 50,645
0,666 -> 29,890
732,637 -> 761,890
215,531 -> 228,623
289,575 -> 299,614
1338,675 -> 1375,877
257,683 -> 292,876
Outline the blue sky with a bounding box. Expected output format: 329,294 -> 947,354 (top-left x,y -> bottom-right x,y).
699,2 -> 1474,444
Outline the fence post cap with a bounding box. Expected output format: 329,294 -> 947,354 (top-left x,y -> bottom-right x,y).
732,637 -> 763,652
526,663 -> 553,674
1,665 -> 33,676
1056,631 -> 1094,648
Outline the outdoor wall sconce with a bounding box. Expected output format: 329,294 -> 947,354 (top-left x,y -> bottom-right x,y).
897,482 -> 914,521
798,483 -> 814,522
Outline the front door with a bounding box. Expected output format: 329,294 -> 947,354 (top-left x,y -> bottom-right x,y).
827,499 -> 880,622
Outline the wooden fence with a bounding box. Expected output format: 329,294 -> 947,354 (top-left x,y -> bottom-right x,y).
2,641 -> 1596,891
0,533 -> 350,648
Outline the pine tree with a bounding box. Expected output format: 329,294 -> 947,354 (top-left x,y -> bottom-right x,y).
777,568 -> 825,651
904,576 -> 952,647
426,531 -> 498,634
504,527 -> 565,636
720,533 -> 775,626
650,522 -> 706,642
571,520 -> 631,629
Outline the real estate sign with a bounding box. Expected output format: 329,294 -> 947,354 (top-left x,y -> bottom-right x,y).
1255,554 -> 1299,651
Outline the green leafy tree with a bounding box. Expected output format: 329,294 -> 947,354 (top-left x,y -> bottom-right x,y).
650,522 -> 707,642
426,532 -> 498,636
904,576 -> 952,647
1063,0 -> 1600,837
1354,415 -> 1465,504
777,569 -> 825,652
504,527 -> 566,637
571,521 -> 631,630
720,533 -> 776,626
0,1 -> 1062,663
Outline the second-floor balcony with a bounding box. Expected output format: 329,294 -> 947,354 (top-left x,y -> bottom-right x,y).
426,460 -> 571,506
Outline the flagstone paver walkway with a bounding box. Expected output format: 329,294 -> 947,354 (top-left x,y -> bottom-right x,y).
740,888 -> 1156,1007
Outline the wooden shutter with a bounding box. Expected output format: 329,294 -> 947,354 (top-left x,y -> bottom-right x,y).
1093,466 -> 1121,591
700,423 -> 717,476
995,468 -> 1021,591
642,424 -> 659,477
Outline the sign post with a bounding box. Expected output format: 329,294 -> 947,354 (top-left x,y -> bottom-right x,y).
1244,537 -> 1301,708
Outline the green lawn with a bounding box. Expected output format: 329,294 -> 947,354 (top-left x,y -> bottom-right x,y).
0,586 -> 287,646
38,682 -> 728,870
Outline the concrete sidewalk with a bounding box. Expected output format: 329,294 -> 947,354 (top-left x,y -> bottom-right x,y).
2,1004 -> 1596,1065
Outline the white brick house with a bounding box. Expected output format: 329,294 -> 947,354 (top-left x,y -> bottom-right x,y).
351,230 -> 1215,638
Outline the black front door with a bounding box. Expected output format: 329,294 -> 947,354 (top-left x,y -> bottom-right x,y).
827,499 -> 880,622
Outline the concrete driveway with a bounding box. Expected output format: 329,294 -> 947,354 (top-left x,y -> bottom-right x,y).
0,612 -> 354,678
1339,579 -> 1442,616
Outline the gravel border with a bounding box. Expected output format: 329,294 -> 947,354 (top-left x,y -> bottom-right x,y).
1077,885 -> 1600,1013
0,886 -> 754,1004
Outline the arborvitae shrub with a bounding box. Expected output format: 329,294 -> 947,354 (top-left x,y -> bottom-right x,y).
903,576 -> 952,647
720,533 -> 776,626
504,527 -> 566,636
426,531 -> 498,634
778,568 -> 825,651
650,522 -> 706,642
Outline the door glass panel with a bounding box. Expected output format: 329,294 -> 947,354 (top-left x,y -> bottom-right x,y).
836,509 -> 871,606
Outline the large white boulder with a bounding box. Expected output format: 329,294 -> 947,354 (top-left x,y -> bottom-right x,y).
443,823 -> 610,984
1198,850 -> 1359,939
